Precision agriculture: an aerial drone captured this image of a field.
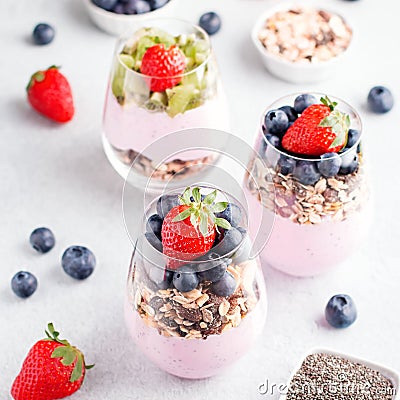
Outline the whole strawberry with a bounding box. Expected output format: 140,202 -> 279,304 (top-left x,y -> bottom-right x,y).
282,96 -> 350,156
11,323 -> 93,400
27,66 -> 74,123
161,187 -> 231,269
140,44 -> 186,92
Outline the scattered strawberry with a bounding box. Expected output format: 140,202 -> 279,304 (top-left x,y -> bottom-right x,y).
282,96 -> 350,156
161,187 -> 231,269
140,44 -> 186,92
11,323 -> 93,400
26,66 -> 74,123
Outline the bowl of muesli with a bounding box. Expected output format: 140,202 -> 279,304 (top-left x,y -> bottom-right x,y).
251,3 -> 353,83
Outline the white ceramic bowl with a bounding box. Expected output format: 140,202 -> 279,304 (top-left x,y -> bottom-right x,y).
279,348 -> 399,400
251,2 -> 353,83
82,0 -> 178,36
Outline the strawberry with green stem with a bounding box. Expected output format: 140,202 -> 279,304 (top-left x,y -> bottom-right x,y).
282,96 -> 350,156
11,323 -> 93,400
161,187 -> 231,269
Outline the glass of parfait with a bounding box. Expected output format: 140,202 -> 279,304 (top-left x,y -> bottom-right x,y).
124,186 -> 267,379
102,18 -> 230,190
243,93 -> 370,277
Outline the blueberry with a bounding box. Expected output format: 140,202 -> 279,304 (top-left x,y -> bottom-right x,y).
133,0 -> 151,13
339,154 -> 358,175
199,12 -> 221,35
367,86 -> 394,114
210,271 -> 236,297
146,214 -> 163,239
198,253 -> 229,282
145,232 -> 163,252
29,227 -> 55,254
294,94 -> 317,114
61,246 -> 96,280
149,0 -> 169,10
149,266 -> 173,289
325,294 -> 357,329
212,227 -> 243,256
32,23 -> 55,45
236,227 -> 247,237
278,155 -> 296,175
265,134 -> 280,148
264,109 -> 289,136
11,271 -> 38,298
173,266 -> 199,292
92,0 -> 118,10
293,161 -> 321,185
156,194 -> 179,219
216,203 -> 242,227
318,153 -> 342,178
346,129 -> 361,148
279,105 -> 298,122
112,3 -> 125,13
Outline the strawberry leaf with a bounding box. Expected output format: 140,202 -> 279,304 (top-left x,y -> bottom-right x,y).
70,354 -> 84,383
212,202 -> 228,213
319,109 -> 350,150
192,187 -> 201,203
215,217 -> 232,230
181,187 -> 191,204
199,211 -> 208,236
203,190 -> 217,205
173,208 -> 192,222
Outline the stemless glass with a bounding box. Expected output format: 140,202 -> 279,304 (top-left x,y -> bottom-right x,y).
124,186 -> 267,379
102,18 -> 230,188
243,93 -> 370,277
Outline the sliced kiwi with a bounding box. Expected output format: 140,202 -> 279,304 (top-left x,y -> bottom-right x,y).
144,92 -> 168,112
111,62 -> 126,104
166,84 -> 200,117
119,54 -> 135,69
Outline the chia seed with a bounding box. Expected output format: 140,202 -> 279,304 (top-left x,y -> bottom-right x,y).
286,353 -> 395,400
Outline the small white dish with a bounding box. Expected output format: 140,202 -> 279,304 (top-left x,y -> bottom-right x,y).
279,348 -> 399,400
251,2 -> 353,83
82,0 -> 178,36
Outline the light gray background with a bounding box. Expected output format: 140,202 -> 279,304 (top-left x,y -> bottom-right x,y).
1,0 -> 399,399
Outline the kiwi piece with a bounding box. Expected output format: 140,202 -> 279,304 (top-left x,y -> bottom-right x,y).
166,84 -> 199,118
111,62 -> 126,104
145,92 -> 168,111
119,54 -> 135,69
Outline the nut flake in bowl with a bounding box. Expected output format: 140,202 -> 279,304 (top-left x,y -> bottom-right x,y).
280,349 -> 399,400
251,5 -> 353,83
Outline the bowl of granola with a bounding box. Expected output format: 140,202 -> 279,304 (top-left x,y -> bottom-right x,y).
251,3 -> 353,83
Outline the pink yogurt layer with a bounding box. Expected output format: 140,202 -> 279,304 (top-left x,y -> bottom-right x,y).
124,287 -> 267,379
103,89 -> 230,163
243,185 -> 372,277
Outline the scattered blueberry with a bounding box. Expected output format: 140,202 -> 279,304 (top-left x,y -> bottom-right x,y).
265,134 -> 280,148
32,23 -> 55,46
148,266 -> 173,289
216,203 -> 242,227
212,227 -> 243,256
346,129 -> 361,148
279,105 -> 298,122
145,232 -> 163,252
293,161 -> 321,185
149,0 -> 169,10
293,94 -> 317,114
146,214 -> 163,239
198,253 -> 229,282
29,227 -> 55,254
278,155 -> 296,175
156,194 -> 179,219
173,266 -> 199,292
61,246 -> 96,280
367,86 -> 394,114
199,12 -> 221,35
318,153 -> 342,178
264,109 -> 289,136
11,271 -> 38,298
92,0 -> 118,11
339,154 -> 358,175
325,294 -> 357,329
210,271 -> 236,297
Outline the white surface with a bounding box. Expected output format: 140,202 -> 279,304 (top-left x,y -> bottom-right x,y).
0,0 -> 399,399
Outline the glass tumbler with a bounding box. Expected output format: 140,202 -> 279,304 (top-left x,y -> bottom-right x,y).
102,18 -> 230,188
243,93 -> 370,277
124,186 -> 267,379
